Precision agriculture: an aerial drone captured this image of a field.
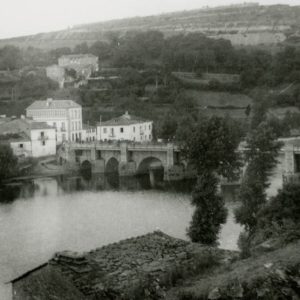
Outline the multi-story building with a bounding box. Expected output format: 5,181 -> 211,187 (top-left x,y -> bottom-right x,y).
0,117 -> 56,157
96,112 -> 153,142
81,124 -> 97,142
58,54 -> 98,78
26,98 -> 82,144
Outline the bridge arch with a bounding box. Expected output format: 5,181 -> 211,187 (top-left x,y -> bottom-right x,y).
81,160 -> 92,171
80,160 -> 92,179
137,156 -> 164,175
105,157 -> 119,174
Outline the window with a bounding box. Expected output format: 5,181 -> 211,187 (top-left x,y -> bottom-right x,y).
40,131 -> 44,137
53,122 -> 56,128
103,128 -> 107,134
19,144 -> 23,148
120,127 -> 124,133
149,124 -> 151,130
133,126 -> 135,132
42,141 -> 45,146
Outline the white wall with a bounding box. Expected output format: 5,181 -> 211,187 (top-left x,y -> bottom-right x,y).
81,128 -> 96,142
30,128 -> 56,157
10,141 -> 32,157
27,106 -> 83,144
97,122 -> 153,142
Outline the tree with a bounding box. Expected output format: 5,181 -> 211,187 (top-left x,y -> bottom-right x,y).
258,183 -> 300,230
187,172 -> 227,245
235,122 -> 282,231
184,116 -> 241,179
0,144 -> 18,182
185,116 -> 241,244
0,45 -> 23,70
73,42 -> 89,54
158,115 -> 177,141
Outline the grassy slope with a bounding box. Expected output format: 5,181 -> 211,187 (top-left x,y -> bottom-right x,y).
185,90 -> 253,108
166,240 -> 300,299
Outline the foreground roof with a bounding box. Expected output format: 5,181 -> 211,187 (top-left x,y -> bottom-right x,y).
26,99 -> 81,110
9,231 -> 232,299
98,112 -> 151,126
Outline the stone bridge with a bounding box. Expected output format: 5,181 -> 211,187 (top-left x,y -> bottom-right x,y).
58,141 -> 196,181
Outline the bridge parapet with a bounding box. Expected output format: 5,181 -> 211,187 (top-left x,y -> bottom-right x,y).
60,141 -> 185,180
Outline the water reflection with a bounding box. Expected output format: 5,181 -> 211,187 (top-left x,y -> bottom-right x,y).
0,173 -> 244,299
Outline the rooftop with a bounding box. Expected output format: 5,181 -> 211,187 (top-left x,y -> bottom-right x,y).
97,112 -> 151,126
26,99 -> 81,110
59,54 -> 97,60
10,231 -> 228,299
0,118 -> 54,140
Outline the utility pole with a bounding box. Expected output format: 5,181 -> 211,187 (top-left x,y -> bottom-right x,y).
99,115 -> 102,142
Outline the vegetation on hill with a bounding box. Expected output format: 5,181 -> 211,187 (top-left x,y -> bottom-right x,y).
0,30 -> 299,139
0,3 -> 299,49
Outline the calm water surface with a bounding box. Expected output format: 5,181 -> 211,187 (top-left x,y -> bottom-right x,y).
0,173 -> 246,299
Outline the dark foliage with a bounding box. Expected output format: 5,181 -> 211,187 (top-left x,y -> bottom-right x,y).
183,116 -> 242,179
235,122 -> 282,231
0,144 -> 18,182
187,173 -> 228,245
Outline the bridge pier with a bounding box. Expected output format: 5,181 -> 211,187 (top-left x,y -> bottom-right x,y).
59,142 -> 193,181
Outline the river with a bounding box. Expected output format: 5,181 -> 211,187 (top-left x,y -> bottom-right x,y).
0,163 -> 284,300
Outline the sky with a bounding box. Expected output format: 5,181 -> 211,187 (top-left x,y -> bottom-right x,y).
0,0 -> 299,39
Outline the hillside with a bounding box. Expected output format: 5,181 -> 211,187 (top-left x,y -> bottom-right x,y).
0,3 -> 300,49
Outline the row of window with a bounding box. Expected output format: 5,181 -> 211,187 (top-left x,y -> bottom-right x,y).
29,109 -> 66,118
72,132 -> 82,142
70,109 -> 81,119
72,121 -> 82,131
102,124 -> 152,134
19,140 -> 46,148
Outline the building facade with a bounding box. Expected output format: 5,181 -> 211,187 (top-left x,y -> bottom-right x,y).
96,112 -> 153,142
81,124 -> 96,142
26,99 -> 82,144
58,54 -> 98,78
0,118 -> 56,158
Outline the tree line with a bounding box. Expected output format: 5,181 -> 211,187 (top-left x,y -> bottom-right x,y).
1,31 -> 300,89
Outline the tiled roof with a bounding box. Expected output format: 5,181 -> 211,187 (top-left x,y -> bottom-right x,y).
59,54 -> 97,59
26,99 -> 81,110
97,112 -> 151,126
0,118 -> 54,139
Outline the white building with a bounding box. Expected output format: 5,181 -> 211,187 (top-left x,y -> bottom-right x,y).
96,112 -> 153,142
26,98 -> 82,144
0,118 -> 56,158
81,124 -> 97,142
58,54 -> 99,78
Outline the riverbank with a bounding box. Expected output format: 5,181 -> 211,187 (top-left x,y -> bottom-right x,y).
3,156 -> 68,183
